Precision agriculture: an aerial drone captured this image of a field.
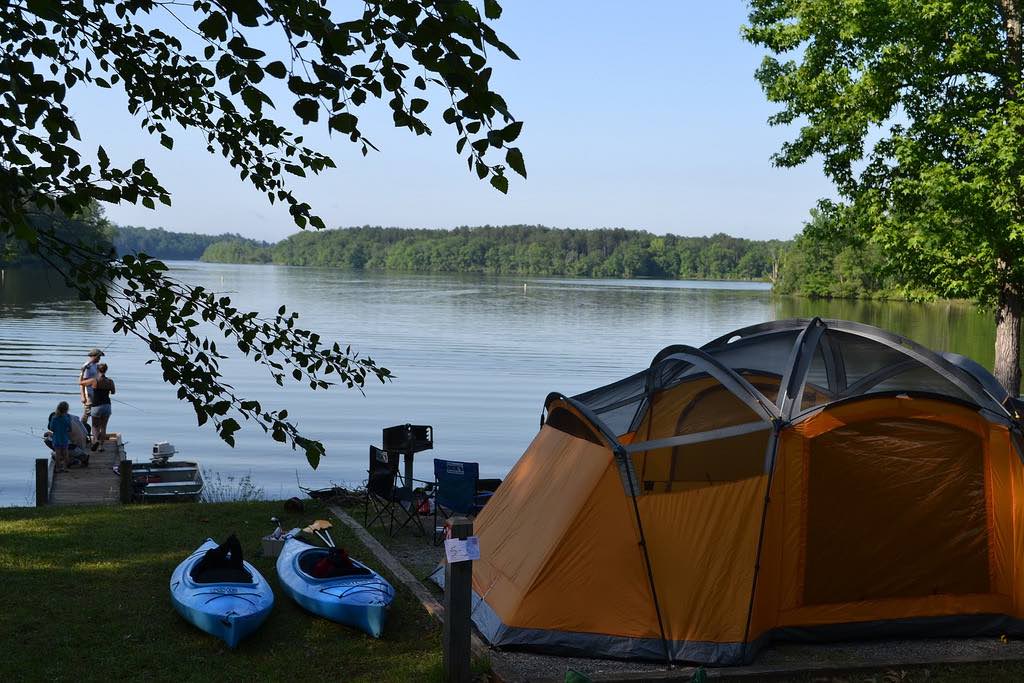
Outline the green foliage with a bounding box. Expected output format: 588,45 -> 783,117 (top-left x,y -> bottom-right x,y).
114,226 -> 267,261
0,0 -> 521,464
745,1 -> 1024,369
202,238 -> 274,264
775,202 -> 931,301
202,225 -> 790,281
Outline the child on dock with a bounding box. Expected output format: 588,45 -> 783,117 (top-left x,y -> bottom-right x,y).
48,401 -> 72,472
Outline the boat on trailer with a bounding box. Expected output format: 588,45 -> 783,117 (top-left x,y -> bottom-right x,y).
130,441 -> 204,502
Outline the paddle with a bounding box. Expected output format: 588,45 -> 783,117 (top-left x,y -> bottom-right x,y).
302,520 -> 335,548
313,519 -> 336,548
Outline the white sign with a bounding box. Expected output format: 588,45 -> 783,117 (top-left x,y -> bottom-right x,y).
445,536 -> 481,563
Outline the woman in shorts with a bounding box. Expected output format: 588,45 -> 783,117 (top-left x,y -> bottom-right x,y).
80,363 -> 115,451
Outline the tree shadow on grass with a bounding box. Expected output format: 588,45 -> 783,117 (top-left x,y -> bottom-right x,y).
0,501 -> 442,682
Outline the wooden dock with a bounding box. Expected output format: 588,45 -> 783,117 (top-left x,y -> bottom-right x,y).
37,434 -> 126,506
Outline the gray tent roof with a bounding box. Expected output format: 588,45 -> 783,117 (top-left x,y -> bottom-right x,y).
562,318 -> 1012,439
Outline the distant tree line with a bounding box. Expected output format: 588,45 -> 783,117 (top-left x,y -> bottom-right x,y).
201,225 -> 789,280
114,225 -> 267,260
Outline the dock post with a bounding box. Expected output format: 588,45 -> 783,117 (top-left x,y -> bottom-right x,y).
443,516 -> 474,683
35,458 -> 49,507
119,460 -> 133,504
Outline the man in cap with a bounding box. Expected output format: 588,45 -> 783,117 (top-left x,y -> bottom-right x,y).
80,348 -> 104,424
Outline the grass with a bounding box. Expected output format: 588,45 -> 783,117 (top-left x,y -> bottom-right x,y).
0,500 -> 446,683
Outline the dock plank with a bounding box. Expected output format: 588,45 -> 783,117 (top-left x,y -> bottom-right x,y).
48,434 -> 125,506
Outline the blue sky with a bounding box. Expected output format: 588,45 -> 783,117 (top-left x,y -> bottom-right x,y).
73,1 -> 836,242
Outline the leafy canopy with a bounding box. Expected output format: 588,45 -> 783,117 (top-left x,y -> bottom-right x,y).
0,0 -> 524,467
744,0 -> 1024,308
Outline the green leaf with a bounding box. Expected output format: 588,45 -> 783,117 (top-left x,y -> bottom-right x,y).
506,147 -> 526,178
293,98 -> 319,123
410,98 -> 428,114
484,0 -> 503,19
216,54 -> 235,80
329,112 -> 358,134
222,0 -> 264,27
265,61 -> 287,79
197,11 -> 229,41
490,173 -> 509,193
241,87 -> 264,116
26,0 -> 60,20
501,121 -> 523,143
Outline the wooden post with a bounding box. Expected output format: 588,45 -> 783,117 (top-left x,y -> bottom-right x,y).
443,516 -> 474,683
35,458 -> 49,507
119,460 -> 133,504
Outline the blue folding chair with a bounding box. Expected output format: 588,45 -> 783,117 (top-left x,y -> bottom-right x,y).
432,459 -> 494,544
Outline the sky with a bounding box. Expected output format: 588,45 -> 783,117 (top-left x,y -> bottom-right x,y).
69,1 -> 837,243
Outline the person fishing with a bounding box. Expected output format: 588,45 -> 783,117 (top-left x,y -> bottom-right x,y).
79,362 -> 115,451
79,348 -> 103,425
47,401 -> 72,472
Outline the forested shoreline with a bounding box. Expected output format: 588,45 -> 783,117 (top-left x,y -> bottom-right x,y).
2,217 -> 923,301
200,225 -> 789,281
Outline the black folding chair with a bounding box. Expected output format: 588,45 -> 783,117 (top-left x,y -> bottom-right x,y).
364,446 -> 426,536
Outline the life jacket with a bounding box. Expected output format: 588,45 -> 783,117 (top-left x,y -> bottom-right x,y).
310,547 -> 354,578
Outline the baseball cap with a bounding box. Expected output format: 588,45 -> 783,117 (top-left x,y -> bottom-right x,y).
87,348 -> 105,358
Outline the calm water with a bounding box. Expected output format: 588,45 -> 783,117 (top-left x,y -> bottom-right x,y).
0,263 -> 999,506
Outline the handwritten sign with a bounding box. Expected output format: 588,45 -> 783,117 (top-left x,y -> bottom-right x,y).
445,536 -> 480,563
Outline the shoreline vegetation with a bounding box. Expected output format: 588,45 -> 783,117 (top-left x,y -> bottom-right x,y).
3,220 -> 935,303
198,224 -> 789,282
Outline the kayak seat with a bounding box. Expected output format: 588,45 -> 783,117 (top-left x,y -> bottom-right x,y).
297,549 -> 371,578
191,534 -> 254,584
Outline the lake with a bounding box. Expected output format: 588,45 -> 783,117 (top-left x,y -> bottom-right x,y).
0,262 -> 1000,506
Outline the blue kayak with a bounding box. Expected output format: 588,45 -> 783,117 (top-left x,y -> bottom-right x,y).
169,538 -> 274,648
276,534 -> 395,638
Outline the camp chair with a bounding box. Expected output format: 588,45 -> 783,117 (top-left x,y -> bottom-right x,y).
364,446 -> 426,537
432,459 -> 496,544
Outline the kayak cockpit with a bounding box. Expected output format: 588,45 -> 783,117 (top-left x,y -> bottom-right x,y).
190,534 -> 254,584
296,548 -> 372,579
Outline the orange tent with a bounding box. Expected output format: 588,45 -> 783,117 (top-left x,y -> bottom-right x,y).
441,318 -> 1024,664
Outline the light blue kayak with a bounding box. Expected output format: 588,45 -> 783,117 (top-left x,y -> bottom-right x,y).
276,533 -> 395,637
169,538 -> 274,648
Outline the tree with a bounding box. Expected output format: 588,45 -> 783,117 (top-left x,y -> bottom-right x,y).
745,0 -> 1024,394
1,0 -> 525,466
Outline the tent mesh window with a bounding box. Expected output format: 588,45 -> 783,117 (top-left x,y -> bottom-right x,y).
573,370 -> 649,437
802,418 -> 990,605
794,331 -> 976,412
631,375 -> 768,493
703,330 -> 801,387
545,407 -> 604,446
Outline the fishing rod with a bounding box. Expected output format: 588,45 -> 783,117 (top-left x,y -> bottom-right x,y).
111,396 -> 146,413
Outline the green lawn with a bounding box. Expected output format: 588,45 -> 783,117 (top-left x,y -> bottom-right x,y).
0,501 -> 445,682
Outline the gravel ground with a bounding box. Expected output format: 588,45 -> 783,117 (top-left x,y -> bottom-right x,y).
488,637 -> 1024,682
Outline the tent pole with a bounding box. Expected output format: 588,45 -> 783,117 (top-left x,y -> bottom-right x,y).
741,420 -> 783,663
617,444 -> 672,666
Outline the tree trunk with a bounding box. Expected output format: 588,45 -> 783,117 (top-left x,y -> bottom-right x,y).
995,279 -> 1022,397
996,4 -> 1023,397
